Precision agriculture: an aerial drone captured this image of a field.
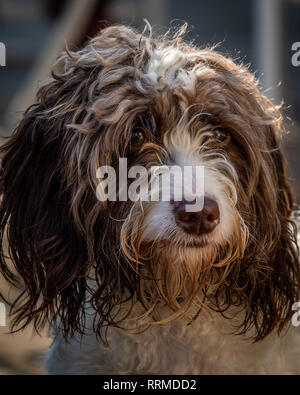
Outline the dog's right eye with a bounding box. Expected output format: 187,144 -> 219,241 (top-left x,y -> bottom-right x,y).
208,126 -> 231,147
130,128 -> 146,148
214,130 -> 230,144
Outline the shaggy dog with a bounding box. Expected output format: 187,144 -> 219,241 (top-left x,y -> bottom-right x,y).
0,24 -> 299,374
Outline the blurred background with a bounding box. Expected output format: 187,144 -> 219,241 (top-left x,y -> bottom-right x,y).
0,0 -> 299,374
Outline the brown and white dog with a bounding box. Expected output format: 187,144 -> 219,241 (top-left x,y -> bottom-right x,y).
0,24 -> 299,374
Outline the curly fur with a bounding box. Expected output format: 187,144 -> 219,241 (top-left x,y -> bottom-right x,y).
0,24 -> 299,374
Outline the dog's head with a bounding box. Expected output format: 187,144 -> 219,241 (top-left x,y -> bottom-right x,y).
0,24 -> 299,341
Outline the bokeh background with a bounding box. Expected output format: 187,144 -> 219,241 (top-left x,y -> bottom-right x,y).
0,0 -> 299,374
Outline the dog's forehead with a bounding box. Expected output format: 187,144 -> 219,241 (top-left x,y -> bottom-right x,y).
144,46 -> 216,92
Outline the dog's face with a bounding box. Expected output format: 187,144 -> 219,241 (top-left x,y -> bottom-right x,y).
0,25 -> 299,341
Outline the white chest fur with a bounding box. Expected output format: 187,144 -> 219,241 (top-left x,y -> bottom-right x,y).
46,308 -> 300,375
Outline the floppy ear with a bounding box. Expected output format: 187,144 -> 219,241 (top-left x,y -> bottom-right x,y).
0,100 -> 91,336
224,104 -> 300,341
0,40 -> 111,336
263,120 -> 300,333
268,123 -> 294,218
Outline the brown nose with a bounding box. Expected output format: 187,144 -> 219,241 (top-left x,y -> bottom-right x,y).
174,197 -> 220,236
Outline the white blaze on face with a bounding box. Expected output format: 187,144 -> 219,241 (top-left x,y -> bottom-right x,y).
142,125 -> 237,246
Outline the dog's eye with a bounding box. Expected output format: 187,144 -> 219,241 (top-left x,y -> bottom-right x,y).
212,128 -> 231,146
131,128 -> 146,148
215,130 -> 229,142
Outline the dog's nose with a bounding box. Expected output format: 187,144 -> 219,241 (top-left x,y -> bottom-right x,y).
174,197 -> 220,236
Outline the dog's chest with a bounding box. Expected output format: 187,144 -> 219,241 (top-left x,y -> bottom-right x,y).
46,309 -> 300,374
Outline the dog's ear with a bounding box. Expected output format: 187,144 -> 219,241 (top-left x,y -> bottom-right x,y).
268,122 -> 294,218
0,46 -> 107,337
264,118 -> 300,330
225,101 -> 300,341
255,118 -> 299,339
0,101 -> 90,336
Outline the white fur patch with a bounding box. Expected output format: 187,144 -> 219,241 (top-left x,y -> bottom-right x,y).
145,47 -> 216,93
145,48 -> 195,91
46,306 -> 300,374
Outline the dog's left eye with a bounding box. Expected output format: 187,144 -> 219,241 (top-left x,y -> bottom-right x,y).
212,129 -> 231,146
130,128 -> 146,148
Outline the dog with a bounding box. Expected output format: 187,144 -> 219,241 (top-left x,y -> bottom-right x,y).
0,24 -> 299,374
